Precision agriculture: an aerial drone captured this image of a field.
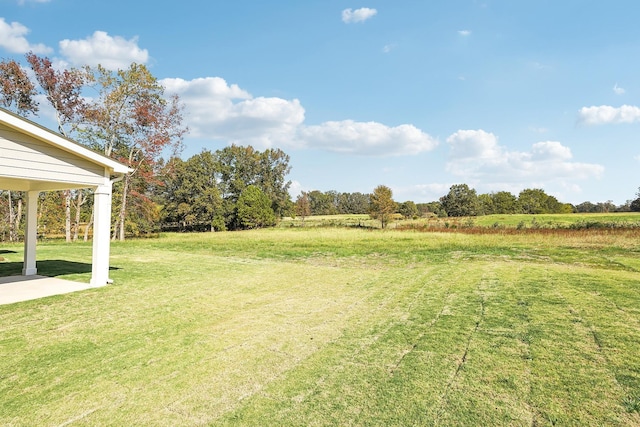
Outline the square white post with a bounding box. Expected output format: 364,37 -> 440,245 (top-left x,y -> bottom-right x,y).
22,190 -> 39,275
90,181 -> 113,286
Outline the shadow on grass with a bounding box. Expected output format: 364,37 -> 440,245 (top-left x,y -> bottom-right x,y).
0,250 -> 18,254
0,260 -> 120,278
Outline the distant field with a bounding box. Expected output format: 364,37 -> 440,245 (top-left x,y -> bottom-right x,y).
1,227 -> 640,425
282,212 -> 640,230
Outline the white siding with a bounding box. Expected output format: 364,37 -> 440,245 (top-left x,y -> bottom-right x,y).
0,124 -> 106,187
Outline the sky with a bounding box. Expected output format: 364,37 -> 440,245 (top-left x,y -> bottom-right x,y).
2,0 -> 640,205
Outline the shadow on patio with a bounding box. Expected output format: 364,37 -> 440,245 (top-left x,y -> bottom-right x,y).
0,260 -> 121,305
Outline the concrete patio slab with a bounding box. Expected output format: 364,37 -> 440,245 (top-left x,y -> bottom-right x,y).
0,275 -> 97,305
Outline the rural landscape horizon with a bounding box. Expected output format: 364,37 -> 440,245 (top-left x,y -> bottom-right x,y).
2,1 -> 640,426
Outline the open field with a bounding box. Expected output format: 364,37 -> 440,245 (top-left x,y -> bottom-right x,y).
1,227 -> 640,425
281,212 -> 640,230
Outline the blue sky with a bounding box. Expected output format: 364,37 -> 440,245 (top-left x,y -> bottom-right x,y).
2,0 -> 640,205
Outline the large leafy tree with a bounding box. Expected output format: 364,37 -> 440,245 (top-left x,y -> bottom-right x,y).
83,63 -> 186,240
236,185 -> 276,229
25,52 -> 90,135
307,190 -> 337,215
398,200 -> 419,219
337,192 -> 370,214
161,151 -> 224,231
26,53 -> 92,242
478,193 -> 495,215
440,184 -> 480,217
518,188 -> 552,214
0,58 -> 38,115
369,185 -> 396,229
491,191 -> 520,214
215,145 -> 291,229
257,148 -> 293,218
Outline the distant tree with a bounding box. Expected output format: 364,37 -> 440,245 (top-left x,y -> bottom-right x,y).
491,191 -> 520,214
478,193 -> 495,215
236,185 -> 276,229
295,192 -> 311,221
440,184 -> 480,217
544,194 -> 564,214
518,188 -> 549,214
37,192 -> 66,236
256,148 -> 293,218
596,200 -> 616,213
161,151 -> 224,231
0,191 -> 23,242
308,190 -> 337,215
337,192 -> 370,214
215,145 -> 292,229
398,201 -> 419,219
575,201 -> 598,213
417,201 -> 446,217
369,185 -> 396,229
616,200 -> 632,212
630,188 -> 640,212
560,203 -> 575,214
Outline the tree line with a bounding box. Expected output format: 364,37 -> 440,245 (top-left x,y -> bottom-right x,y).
159,146 -> 292,231
297,184 -> 640,229
2,54 -> 639,240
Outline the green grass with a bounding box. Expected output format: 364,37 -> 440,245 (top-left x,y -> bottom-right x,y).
1,228 -> 640,426
474,212 -> 640,228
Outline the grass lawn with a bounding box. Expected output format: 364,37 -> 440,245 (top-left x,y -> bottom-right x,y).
1,227 -> 640,426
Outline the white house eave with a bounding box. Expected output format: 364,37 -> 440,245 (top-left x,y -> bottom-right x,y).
0,108 -> 132,175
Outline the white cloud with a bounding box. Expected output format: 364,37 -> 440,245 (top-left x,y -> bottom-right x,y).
528,126 -> 548,134
613,83 -> 625,95
59,31 -> 149,69
446,129 -> 603,182
458,30 -> 471,36
163,76 -> 437,156
382,44 -> 396,53
447,129 -> 502,160
530,141 -> 572,161
18,0 -> 50,4
531,61 -> 550,70
578,105 -> 640,125
342,8 -> 377,23
0,18 -> 52,54
298,120 -> 438,156
162,77 -> 305,148
396,183 -> 452,202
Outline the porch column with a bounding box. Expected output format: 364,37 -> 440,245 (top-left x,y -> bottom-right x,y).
90,181 -> 113,286
22,190 -> 39,275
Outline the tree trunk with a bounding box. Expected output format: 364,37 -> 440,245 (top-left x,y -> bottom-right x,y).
113,174 -> 130,241
16,197 -> 22,237
65,190 -> 71,243
72,191 -> 84,242
9,195 -> 23,241
8,191 -> 13,242
84,205 -> 94,242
